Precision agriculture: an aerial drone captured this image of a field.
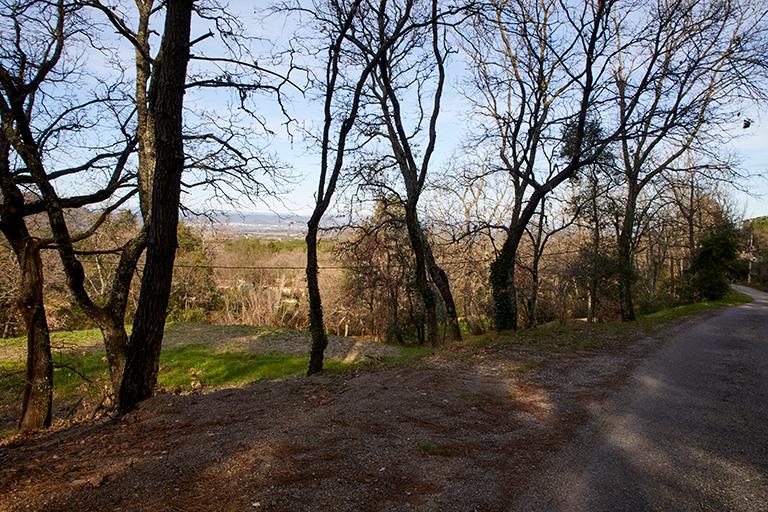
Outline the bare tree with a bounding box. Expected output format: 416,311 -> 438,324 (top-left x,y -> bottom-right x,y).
609,0 -> 768,320
117,0 -> 195,413
0,0 -> 138,429
464,0 -> 620,330
294,0 -> 433,373
24,0 -> 295,403
352,0 -> 471,343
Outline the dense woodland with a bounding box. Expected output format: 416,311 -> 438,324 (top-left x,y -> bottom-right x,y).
1,0 -> 767,432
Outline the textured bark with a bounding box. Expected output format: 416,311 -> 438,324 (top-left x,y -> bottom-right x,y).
404,208 -> 438,345
118,0 -> 193,413
425,247 -> 461,341
618,186 -> 637,321
15,242 -> 53,431
0,135 -> 52,431
306,222 -> 328,375
135,0 -> 157,221
490,233 -> 521,331
100,231 -> 147,390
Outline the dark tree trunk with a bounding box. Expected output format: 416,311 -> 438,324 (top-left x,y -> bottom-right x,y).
524,256 -> 541,329
306,222 -> 328,375
618,238 -> 635,321
404,209 -> 438,345
99,230 -> 146,391
587,190 -> 601,323
100,320 -> 128,393
16,241 -> 53,431
618,187 -> 637,322
0,138 -> 52,431
588,260 -> 599,323
118,0 -> 193,414
491,232 -> 522,331
425,247 -> 461,342
3,229 -> 52,432
41,188 -> 145,396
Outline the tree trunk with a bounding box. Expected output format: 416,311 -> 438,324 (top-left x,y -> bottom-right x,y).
425,246 -> 461,342
98,316 -> 128,393
99,229 -> 147,392
588,270 -> 599,323
618,238 -> 635,321
0,137 -> 53,431
618,188 -> 637,321
588,190 -> 601,323
491,232 -> 521,331
524,257 -> 540,329
16,241 -> 53,431
118,0 -> 193,414
404,209 -> 438,345
306,222 -> 328,375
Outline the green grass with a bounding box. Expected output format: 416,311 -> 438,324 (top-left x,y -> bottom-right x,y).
156,345 -> 347,389
0,290 -> 752,432
2,327 -> 105,349
0,322 -> 425,414
639,289 -> 752,324
0,344 -> 354,413
461,289 -> 753,354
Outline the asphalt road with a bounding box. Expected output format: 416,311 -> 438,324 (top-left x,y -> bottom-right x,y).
512,285 -> 768,512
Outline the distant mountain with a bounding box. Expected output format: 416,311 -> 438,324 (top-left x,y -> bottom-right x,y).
185,210 -> 308,239
210,211 -> 308,226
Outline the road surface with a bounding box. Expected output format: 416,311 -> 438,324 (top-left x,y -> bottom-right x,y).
513,285 -> 768,512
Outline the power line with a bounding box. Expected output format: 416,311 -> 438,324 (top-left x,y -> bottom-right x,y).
78,250 -> 582,273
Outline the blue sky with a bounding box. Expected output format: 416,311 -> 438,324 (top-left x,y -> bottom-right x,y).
70,0 -> 768,221
183,1 -> 768,220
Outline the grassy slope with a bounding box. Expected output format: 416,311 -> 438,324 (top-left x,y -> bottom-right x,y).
0,289 -> 753,434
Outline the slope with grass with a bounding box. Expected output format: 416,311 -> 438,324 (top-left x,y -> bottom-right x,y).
0,323 -> 405,435
0,290 -> 754,511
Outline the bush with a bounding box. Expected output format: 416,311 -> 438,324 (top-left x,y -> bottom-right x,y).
686,223 -> 740,301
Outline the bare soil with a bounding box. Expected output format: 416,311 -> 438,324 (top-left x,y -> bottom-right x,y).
0,319 -> 694,512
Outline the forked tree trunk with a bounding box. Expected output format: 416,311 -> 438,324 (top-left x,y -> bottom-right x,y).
118,0 -> 193,414
404,209 -> 438,345
425,247 -> 461,342
97,230 -> 147,393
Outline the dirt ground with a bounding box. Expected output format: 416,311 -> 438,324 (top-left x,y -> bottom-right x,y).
0,319 -> 694,512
